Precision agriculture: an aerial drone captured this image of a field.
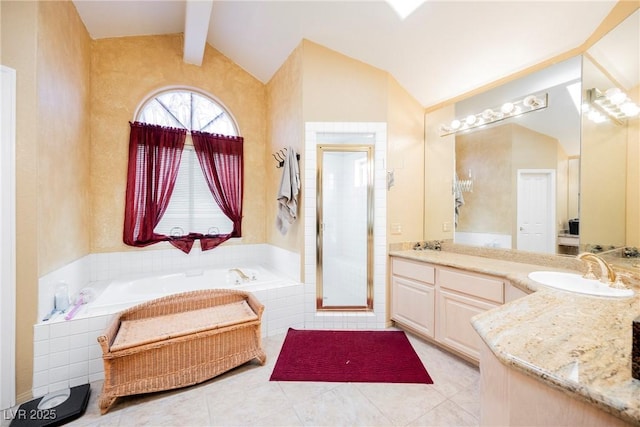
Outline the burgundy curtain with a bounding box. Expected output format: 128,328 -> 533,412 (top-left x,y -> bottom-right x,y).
123,122 -> 187,251
191,131 -> 244,251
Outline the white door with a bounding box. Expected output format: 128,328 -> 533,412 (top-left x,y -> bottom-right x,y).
517,170 -> 556,254
1,65 -> 17,410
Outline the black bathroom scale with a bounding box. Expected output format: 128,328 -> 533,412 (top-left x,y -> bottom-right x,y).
9,384 -> 90,427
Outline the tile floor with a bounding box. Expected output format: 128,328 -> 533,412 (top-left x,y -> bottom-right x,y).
3,329 -> 480,427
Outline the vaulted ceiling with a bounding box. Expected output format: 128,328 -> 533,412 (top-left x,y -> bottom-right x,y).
72,0 -> 618,108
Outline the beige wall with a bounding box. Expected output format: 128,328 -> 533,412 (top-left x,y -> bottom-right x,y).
627,84 -> 640,247
456,125 -> 512,235
265,44 -> 304,256
1,0 -> 92,402
302,40 -> 387,122
90,34 -> 267,253
567,157 -> 580,220
424,105 -> 455,241
386,76 -> 425,243
37,1 -> 92,274
628,118 -> 639,247
1,0 -> 39,404
581,118 -> 627,248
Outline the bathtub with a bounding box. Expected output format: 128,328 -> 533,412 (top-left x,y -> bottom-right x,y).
33,246 -> 307,398
88,265 -> 294,316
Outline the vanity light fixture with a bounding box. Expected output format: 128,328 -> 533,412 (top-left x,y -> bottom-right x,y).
439,92 -> 548,136
585,88 -> 640,125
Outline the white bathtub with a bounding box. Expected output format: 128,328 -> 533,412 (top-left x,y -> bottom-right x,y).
33,246 -> 306,398
88,265 -> 294,316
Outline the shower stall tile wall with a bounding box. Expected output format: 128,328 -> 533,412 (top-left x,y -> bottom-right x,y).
304,122 -> 387,328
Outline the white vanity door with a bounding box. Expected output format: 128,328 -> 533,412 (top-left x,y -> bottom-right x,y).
391,275 -> 435,338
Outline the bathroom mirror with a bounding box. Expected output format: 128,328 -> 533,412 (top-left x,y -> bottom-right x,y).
451,56 -> 581,255
425,8 -> 639,256
580,9 -> 639,253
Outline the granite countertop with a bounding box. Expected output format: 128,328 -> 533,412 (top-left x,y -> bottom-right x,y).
389,249 -> 640,425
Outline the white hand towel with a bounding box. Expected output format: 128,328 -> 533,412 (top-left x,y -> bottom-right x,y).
276,147 -> 300,235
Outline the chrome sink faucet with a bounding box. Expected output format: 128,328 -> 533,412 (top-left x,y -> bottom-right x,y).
576,252 -> 617,284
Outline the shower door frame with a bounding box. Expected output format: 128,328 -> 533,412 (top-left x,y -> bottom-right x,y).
316,144 -> 374,311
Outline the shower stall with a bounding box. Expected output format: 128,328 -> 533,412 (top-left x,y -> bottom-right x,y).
303,122 -> 387,328
316,144 -> 373,310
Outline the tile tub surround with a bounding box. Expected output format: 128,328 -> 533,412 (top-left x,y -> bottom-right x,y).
33,244 -> 304,398
37,243 -> 300,322
32,282 -> 304,399
390,247 -> 640,425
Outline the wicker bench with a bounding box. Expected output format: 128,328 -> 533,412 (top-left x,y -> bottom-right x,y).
96,289 -> 266,414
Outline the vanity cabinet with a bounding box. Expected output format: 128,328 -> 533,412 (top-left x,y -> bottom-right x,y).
390,256 -> 507,362
391,258 -> 436,338
479,342 -> 631,426
436,268 -> 504,360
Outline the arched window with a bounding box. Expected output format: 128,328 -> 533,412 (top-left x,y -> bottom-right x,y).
137,90 -> 237,135
136,89 -> 238,238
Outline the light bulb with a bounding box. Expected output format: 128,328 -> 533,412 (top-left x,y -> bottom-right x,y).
620,102 -> 640,117
605,88 -> 626,105
465,115 -> 477,125
501,102 -> 514,114
450,119 -> 461,130
523,95 -> 538,108
588,110 -> 606,123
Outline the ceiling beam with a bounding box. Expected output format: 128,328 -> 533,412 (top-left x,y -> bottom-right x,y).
183,0 -> 213,66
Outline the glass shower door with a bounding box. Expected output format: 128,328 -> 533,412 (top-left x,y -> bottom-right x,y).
317,145 -> 373,310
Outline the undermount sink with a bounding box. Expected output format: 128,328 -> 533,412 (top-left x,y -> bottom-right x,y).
528,271 -> 634,298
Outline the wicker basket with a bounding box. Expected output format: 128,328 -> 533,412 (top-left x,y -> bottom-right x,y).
96,289 -> 266,414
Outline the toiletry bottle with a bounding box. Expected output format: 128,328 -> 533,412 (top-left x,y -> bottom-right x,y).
54,283 -> 70,313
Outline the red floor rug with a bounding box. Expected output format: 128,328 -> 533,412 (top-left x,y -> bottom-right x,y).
269,328 -> 433,384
